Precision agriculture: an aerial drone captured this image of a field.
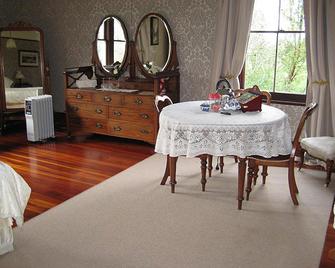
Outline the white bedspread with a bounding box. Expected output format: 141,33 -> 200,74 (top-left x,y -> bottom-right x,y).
5,87 -> 43,105
0,162 -> 31,255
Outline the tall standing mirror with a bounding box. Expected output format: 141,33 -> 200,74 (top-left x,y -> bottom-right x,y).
0,22 -> 49,133
135,13 -> 172,76
93,15 -> 128,77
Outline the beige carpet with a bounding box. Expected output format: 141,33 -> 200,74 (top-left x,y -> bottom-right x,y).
0,154 -> 334,268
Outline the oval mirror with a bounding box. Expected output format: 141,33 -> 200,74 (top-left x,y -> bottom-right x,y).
135,14 -> 172,75
95,16 -> 128,76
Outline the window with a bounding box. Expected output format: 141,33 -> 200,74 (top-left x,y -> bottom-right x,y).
244,0 -> 306,103
97,18 -> 126,72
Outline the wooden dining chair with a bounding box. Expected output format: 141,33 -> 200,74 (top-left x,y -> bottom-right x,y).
245,102 -> 318,205
155,95 -> 173,114
299,136 -> 335,186
156,95 -> 210,193
155,95 -> 174,186
208,85 -> 272,179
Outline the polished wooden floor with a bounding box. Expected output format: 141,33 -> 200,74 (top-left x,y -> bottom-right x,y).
320,197 -> 335,268
1,124 -> 334,266
0,125 -> 154,221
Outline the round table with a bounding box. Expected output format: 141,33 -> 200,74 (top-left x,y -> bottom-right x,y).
155,101 -> 292,158
154,101 -> 292,209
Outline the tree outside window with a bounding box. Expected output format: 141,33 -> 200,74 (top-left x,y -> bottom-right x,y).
244,0 -> 306,103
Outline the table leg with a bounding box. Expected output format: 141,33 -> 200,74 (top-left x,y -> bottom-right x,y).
169,156 -> 178,193
200,154 -> 207,191
238,157 -> 247,210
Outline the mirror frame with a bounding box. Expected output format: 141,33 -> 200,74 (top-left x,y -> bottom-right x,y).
134,13 -> 173,78
0,21 -> 48,113
92,15 -> 129,79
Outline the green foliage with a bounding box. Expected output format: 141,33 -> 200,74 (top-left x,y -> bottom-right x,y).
245,0 -> 307,95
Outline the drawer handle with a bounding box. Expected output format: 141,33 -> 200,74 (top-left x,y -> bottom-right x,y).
140,129 -> 149,135
71,106 -> 79,112
96,123 -> 103,128
113,111 -> 122,116
113,126 -> 122,131
135,98 -> 143,105
76,94 -> 83,99
104,96 -> 112,102
140,113 -> 149,119
95,108 -> 103,114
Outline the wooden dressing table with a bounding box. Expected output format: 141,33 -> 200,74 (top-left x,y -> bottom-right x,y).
64,14 -> 179,144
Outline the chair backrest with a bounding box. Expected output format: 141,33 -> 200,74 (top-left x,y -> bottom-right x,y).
155,95 -> 173,113
234,85 -> 272,105
216,79 -> 231,91
292,102 -> 318,151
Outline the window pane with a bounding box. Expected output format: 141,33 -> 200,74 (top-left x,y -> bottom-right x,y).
251,0 -> 279,31
245,33 -> 277,91
113,41 -> 126,63
97,40 -> 106,65
275,33 -> 307,94
280,0 -> 304,31
98,23 -> 105,40
114,19 -> 126,41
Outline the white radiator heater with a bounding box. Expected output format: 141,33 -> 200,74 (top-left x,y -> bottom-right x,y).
25,95 -> 55,142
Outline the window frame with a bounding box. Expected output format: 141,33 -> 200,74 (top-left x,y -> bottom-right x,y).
241,0 -> 307,105
97,19 -> 126,66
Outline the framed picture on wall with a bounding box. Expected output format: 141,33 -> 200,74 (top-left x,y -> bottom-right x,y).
18,50 -> 39,67
150,17 -> 159,45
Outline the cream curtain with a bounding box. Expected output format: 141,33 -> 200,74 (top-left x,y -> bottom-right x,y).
210,0 -> 254,90
304,0 -> 335,136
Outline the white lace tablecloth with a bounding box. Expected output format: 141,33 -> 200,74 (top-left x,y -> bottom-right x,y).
155,101 -> 292,158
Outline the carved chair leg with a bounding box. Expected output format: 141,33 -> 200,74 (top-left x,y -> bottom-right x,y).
325,160 -> 334,187
253,165 -> 259,185
207,155 -> 213,177
299,149 -> 305,170
219,156 -> 224,173
169,156 -> 178,193
200,155 -> 207,191
246,160 -> 256,200
160,155 -> 170,185
261,165 -> 268,185
288,162 -> 299,205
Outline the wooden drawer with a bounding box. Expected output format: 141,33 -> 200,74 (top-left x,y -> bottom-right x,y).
123,95 -> 154,109
109,107 -> 154,124
66,89 -> 92,102
67,102 -> 108,119
108,121 -> 155,142
93,91 -> 122,106
70,118 -> 108,134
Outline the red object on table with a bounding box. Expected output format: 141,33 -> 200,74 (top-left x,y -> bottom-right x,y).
212,104 -> 221,112
236,92 -> 262,113
208,93 -> 221,100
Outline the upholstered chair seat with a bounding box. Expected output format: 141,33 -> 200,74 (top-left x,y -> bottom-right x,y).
299,136 -> 335,186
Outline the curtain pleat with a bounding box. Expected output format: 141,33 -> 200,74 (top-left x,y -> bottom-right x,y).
210,0 -> 255,90
304,0 -> 335,137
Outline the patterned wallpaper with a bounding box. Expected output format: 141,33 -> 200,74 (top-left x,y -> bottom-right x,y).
2,0 -> 303,129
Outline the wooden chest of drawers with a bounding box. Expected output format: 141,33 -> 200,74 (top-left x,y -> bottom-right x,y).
65,88 -> 157,144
